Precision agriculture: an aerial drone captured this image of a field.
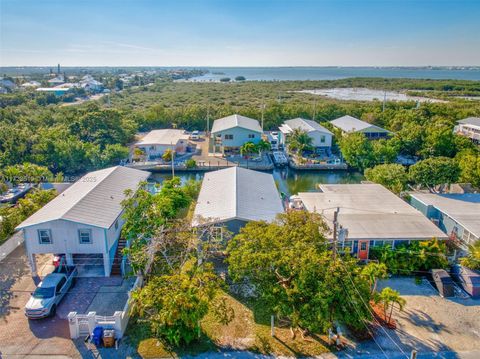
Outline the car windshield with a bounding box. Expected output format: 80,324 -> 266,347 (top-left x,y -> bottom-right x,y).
33,286 -> 55,299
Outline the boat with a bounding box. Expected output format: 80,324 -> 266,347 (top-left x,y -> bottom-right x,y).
0,183 -> 33,203
272,151 -> 288,167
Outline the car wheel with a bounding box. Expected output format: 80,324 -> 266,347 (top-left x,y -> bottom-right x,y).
50,305 -> 57,317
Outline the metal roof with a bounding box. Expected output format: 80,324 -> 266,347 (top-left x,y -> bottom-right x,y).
211,114 -> 263,134
136,129 -> 189,146
298,184 -> 447,240
192,167 -> 284,226
330,115 -> 390,133
282,118 -> 333,135
410,192 -> 480,237
457,117 -> 480,128
16,166 -> 150,230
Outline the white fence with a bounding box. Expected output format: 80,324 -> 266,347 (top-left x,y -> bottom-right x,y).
68,275 -> 143,339
0,231 -> 24,262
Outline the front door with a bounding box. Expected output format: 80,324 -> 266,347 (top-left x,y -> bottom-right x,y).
357,240 -> 369,260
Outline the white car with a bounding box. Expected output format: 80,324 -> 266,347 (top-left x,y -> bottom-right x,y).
25,265 -> 77,319
190,130 -> 200,140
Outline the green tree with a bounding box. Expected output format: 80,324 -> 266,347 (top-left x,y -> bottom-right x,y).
339,132 -> 375,171
460,241 -> 480,270
409,157 -> 460,189
287,129 -> 313,155
421,121 -> 457,158
162,148 -> 174,162
131,260 -> 222,346
256,139 -> 271,155
374,287 -> 406,324
365,164 -> 408,194
456,150 -> 480,188
100,144 -> 129,166
227,211 -> 372,337
240,141 -> 257,157
372,139 -> 399,164
361,262 -> 388,295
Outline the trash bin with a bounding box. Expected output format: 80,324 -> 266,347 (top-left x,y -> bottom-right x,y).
103,329 -> 115,348
92,326 -> 104,346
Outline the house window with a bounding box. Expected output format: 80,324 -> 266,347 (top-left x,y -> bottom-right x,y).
38,229 -> 52,244
115,220 -> 119,230
224,134 -> 233,140
248,134 -> 255,139
360,242 -> 367,251
78,229 -> 92,244
320,135 -> 326,143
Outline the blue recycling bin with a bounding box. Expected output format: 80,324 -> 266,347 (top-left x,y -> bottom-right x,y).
92,326 -> 104,346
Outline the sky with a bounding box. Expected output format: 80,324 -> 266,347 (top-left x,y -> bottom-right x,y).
1,0 -> 479,67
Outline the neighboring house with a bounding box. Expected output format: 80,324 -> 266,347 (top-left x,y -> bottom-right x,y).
36,87 -> 72,96
0,78 -> 17,91
211,114 -> 263,154
409,192 -> 480,251
330,115 -> 391,139
81,79 -> 104,92
192,167 -> 284,235
134,129 -> 190,160
454,117 -> 480,145
16,166 -> 150,277
279,118 -> 333,148
297,184 -> 447,259
21,80 -> 41,89
48,76 -> 65,85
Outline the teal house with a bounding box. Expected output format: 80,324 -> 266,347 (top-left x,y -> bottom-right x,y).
211,114 -> 263,155
409,192 -> 480,252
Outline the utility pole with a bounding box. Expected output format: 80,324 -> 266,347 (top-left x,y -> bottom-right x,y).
171,142 -> 175,178
206,105 -> 210,134
332,207 -> 340,261
261,103 -> 265,131
313,96 -> 317,121
382,90 -> 386,112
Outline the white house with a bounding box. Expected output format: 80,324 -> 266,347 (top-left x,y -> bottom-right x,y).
297,184 -> 447,260
211,114 -> 263,155
454,117 -> 480,145
330,115 -> 391,139
16,166 -> 150,277
192,167 -> 284,234
279,118 -> 333,148
134,129 -> 190,160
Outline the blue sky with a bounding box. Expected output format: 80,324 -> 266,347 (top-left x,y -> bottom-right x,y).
1,0 -> 479,66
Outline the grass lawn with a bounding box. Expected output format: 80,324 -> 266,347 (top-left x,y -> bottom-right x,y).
126,290 -> 332,358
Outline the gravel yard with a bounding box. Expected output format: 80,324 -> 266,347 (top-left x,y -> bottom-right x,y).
345,277 -> 480,358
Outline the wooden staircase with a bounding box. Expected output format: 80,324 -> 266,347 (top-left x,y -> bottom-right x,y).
110,238 -> 127,276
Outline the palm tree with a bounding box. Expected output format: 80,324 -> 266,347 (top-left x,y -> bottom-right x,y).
375,287 -> 406,324
460,241 -> 480,270
361,262 -> 387,295
256,140 -> 271,155
240,142 -> 257,157
287,129 -> 313,156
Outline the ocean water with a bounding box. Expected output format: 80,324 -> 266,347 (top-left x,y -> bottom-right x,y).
187,67 -> 480,82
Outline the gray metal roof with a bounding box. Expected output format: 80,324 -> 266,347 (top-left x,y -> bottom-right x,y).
457,117 -> 480,127
330,115 -> 390,133
410,192 -> 480,237
192,167 -> 284,226
211,114 -> 263,134
283,118 -> 333,135
136,129 -> 189,146
16,166 -> 150,230
298,184 -> 447,240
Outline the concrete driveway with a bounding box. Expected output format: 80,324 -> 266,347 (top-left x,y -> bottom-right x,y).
0,245 -> 135,358
343,277 -> 480,359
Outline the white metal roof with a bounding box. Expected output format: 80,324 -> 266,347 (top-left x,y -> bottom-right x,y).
211,114 -> 262,134
410,192 -> 480,237
16,166 -> 150,230
457,117 -> 480,128
192,167 -> 284,226
282,118 -> 333,135
136,129 -> 189,146
298,184 -> 447,240
330,115 -> 390,133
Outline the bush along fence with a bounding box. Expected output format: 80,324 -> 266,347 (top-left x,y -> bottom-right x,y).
67,275 -> 143,339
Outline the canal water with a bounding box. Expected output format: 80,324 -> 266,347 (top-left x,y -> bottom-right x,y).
150,168 -> 363,196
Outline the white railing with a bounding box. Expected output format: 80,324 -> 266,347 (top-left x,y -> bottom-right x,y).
68,275 -> 143,339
